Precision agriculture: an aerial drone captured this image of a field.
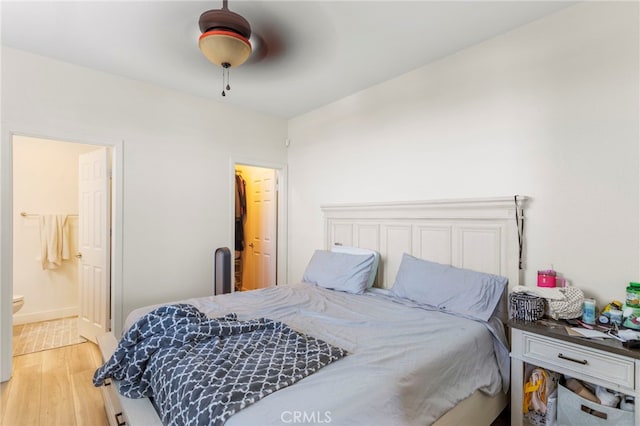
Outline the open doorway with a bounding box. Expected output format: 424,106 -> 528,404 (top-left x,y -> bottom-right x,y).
0,130 -> 123,382
12,136 -> 111,344
232,161 -> 287,291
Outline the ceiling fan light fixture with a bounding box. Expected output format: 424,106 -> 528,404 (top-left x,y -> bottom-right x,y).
198,1 -> 253,96
198,30 -> 252,68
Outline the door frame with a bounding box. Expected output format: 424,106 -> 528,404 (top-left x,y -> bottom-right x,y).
230,158 -> 287,290
0,127 -> 124,382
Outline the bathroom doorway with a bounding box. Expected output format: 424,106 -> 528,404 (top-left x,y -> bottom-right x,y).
232,161 -> 287,291
12,136 -> 112,345
1,130 -> 123,382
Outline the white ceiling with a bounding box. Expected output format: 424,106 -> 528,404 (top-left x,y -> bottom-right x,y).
1,1 -> 574,118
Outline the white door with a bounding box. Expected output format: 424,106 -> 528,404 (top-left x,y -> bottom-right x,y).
77,148 -> 110,343
244,167 -> 277,289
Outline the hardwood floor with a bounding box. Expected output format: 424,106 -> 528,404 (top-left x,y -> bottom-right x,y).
0,342 -> 108,426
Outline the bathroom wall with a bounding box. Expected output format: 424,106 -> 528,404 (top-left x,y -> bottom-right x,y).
12,135 -> 100,324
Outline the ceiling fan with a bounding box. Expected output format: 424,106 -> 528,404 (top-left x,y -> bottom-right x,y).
198,0 -> 254,96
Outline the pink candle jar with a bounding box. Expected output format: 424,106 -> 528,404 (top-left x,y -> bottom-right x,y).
537,270 -> 556,287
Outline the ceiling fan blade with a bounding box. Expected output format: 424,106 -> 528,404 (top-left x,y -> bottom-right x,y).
247,28 -> 286,65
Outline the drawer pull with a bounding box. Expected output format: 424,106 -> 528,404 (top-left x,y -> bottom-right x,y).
104,378 -> 112,386
115,412 -> 126,426
581,404 -> 607,420
557,353 -> 588,365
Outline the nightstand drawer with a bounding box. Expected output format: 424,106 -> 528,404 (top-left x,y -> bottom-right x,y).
521,332 -> 635,389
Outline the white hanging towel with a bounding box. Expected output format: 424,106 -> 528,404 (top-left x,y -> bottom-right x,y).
40,214 -> 70,270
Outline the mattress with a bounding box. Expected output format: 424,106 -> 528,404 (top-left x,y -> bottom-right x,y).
122,283 -> 506,425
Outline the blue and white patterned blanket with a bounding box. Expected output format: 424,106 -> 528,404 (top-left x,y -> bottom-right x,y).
93,304 -> 347,426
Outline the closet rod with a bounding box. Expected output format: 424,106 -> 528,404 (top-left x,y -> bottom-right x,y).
20,212 -> 79,218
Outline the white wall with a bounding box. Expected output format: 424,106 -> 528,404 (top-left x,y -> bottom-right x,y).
1,47 -> 287,312
12,136 -> 98,324
1,47 -> 287,379
287,2 -> 639,307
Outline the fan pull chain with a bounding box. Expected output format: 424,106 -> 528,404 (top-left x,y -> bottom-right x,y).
221,63 -> 231,97
221,67 -> 226,96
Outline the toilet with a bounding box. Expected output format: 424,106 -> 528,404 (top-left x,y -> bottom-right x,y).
12,295 -> 24,314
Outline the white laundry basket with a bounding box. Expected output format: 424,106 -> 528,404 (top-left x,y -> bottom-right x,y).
557,384 -> 633,426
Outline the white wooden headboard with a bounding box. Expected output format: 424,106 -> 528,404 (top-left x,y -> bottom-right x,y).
322,196 -> 527,292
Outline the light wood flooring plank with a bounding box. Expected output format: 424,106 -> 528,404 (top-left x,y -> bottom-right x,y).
68,340 -> 101,374
40,345 -> 76,425
0,378 -> 13,425
70,342 -> 108,426
70,368 -> 108,426
1,342 -> 107,426
1,351 -> 43,425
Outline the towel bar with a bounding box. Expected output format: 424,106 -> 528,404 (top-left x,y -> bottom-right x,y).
20,211 -> 78,218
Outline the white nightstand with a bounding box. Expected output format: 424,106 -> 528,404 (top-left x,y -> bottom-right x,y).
510,320 -> 640,426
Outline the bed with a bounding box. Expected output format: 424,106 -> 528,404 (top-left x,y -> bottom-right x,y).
95,196 -> 527,426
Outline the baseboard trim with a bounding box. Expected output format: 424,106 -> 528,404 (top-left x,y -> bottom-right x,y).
12,307 -> 78,325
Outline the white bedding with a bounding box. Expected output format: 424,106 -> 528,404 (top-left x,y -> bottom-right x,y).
123,283 -> 506,425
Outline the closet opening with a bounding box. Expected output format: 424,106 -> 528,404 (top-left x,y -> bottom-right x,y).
231,161 -> 287,291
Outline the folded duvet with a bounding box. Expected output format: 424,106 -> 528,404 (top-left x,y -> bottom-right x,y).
93,304 -> 347,426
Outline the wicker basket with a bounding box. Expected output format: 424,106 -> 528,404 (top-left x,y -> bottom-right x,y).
509,292 -> 545,321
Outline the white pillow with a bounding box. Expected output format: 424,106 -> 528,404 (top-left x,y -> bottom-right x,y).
330,245 -> 380,288
391,253 -> 508,321
302,250 -> 375,294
